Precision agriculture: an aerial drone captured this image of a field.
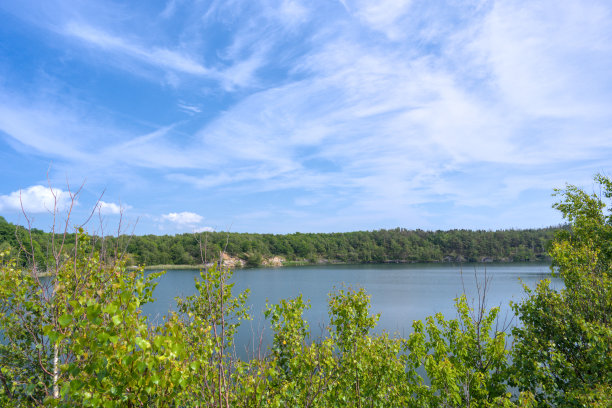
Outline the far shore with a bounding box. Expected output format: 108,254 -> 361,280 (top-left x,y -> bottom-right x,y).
32,258 -> 551,278
135,258 -> 551,271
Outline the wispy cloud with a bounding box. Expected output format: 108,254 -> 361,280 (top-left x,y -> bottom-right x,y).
277,0 -> 310,26
58,2 -> 278,91
0,97 -> 95,162
159,0 -> 180,19
0,93 -> 207,174
469,1 -> 612,119
63,22 -> 211,76
346,0 -> 413,40
177,102 -> 202,114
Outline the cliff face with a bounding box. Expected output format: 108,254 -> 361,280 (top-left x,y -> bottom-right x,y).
221,252 -> 245,268
262,256 -> 285,267
225,254 -> 286,268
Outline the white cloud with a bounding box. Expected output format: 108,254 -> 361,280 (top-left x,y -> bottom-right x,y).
161,211 -> 204,225
0,185 -> 73,213
160,212 -> 212,232
277,0 -> 309,26
177,102 -> 202,114
0,98 -> 95,161
294,196 -> 320,206
470,0 -> 612,118
0,95 -> 208,173
160,0 -> 180,19
63,22 -> 212,76
103,126 -> 206,170
346,0 -> 413,40
193,226 -> 215,233
61,19 -> 267,90
191,38 -> 511,205
97,200 -> 131,215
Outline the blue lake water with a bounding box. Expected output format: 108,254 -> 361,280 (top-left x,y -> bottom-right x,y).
143,263 -> 560,357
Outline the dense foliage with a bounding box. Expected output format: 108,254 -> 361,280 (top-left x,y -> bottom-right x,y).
510,175 -> 612,406
120,227 -> 557,266
0,175 -> 609,407
0,217 -> 558,268
0,249 -> 529,407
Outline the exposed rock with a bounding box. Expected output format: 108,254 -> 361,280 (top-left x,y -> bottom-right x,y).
262,256 -> 285,267
220,252 -> 245,268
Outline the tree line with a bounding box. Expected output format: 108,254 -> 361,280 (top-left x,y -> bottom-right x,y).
0,217 -> 560,268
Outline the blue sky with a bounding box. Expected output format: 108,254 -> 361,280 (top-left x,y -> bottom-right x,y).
0,0 -> 611,235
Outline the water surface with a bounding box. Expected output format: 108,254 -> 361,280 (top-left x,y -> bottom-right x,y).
144,263 -> 560,356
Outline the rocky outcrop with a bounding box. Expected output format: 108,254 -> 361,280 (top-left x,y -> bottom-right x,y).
220,252 -> 245,268
262,256 -> 285,267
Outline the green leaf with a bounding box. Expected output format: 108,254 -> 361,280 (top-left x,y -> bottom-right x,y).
135,337 -> 151,350
58,314 -> 72,327
103,303 -> 118,315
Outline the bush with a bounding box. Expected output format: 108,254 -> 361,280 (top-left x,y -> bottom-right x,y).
511,174 -> 612,406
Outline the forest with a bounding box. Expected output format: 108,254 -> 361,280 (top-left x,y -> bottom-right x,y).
0,217 -> 559,268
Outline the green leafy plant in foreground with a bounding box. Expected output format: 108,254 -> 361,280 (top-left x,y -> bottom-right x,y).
174,263 -> 251,407
511,174 -> 612,407
0,230 -> 188,407
325,288 -> 413,407
408,293 -> 534,408
48,237 -> 186,407
0,250 -> 50,405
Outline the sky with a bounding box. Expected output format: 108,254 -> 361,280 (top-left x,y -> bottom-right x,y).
0,0 -> 611,235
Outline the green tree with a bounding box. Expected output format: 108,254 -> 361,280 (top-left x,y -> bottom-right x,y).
0,230 -> 188,407
0,250 -> 50,405
324,288 -> 416,407
408,294 -> 534,407
511,174 -> 612,406
246,252 -> 263,268
262,295 -> 335,407
175,264 -> 251,407
48,235 -> 186,407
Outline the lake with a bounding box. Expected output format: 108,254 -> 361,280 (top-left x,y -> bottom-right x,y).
143,262 -> 560,358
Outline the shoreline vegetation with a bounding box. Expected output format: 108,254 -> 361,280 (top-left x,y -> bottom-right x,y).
0,217 -> 560,270
138,258 -> 551,271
